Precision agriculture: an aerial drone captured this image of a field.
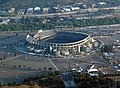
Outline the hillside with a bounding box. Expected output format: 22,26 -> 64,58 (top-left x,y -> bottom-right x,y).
0,0 -> 82,9
0,0 -> 120,9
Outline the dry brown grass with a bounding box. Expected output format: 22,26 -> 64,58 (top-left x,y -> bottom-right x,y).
0,85 -> 32,88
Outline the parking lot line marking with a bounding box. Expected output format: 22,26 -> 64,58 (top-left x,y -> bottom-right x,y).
0,55 -> 22,63
47,59 -> 59,71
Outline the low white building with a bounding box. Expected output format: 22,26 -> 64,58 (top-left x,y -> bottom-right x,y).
63,8 -> 71,12
34,7 -> 41,11
99,2 -> 107,5
8,8 -> 15,13
71,7 -> 80,11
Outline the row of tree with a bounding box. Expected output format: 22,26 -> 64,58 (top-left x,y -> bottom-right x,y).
1,17 -> 120,31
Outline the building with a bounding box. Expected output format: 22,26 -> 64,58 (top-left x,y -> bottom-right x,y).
34,7 -> 41,14
18,9 -> 26,15
8,8 -> 15,13
71,7 -> 80,11
26,29 -> 101,56
42,8 -> 49,13
26,8 -> 33,15
34,7 -> 41,11
63,8 -> 71,12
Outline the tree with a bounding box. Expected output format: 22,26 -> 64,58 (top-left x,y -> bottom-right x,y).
18,65 -> 21,68
44,67 -> 47,71
48,67 -> 52,70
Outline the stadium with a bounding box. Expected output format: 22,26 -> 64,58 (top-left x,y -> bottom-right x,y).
26,29 -> 99,56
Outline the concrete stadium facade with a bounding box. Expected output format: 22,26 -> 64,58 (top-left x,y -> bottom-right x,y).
26,30 -> 98,56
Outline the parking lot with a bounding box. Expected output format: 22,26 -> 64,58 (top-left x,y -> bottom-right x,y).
0,68 -> 51,84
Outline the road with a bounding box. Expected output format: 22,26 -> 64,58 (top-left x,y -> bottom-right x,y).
0,11 -> 77,19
